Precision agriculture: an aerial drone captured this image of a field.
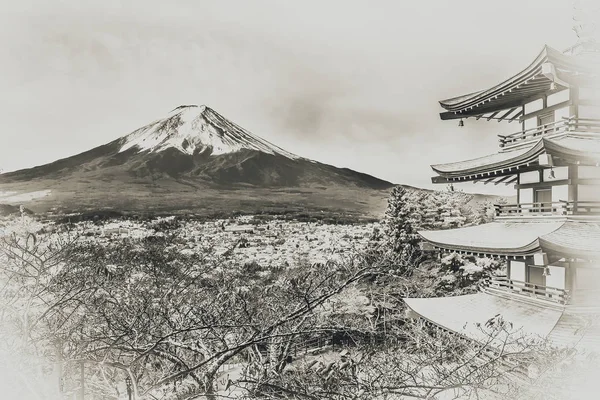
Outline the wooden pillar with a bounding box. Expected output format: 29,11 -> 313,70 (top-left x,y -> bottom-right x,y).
516,174 -> 521,204
569,87 -> 579,119
568,165 -> 578,203
566,262 -> 574,293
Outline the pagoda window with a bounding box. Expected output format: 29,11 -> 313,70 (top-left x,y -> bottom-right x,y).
537,112 -> 555,134
534,188 -> 552,212
528,265 -> 544,287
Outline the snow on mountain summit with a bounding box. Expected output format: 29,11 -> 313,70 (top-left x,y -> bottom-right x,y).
119,105 -> 299,159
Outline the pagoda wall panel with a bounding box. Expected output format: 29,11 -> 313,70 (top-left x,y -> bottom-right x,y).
525,117 -> 538,130
579,87 -> 600,103
548,90 -> 570,107
578,166 -> 600,179
525,99 -> 544,114
578,184 -> 600,201
571,264 -> 600,291
554,106 -> 571,121
552,185 -> 569,202
545,265 -> 566,290
519,188 -> 534,206
519,171 -> 540,184
579,104 -> 600,119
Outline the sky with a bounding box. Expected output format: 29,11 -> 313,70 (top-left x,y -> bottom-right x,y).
0,0 -> 578,194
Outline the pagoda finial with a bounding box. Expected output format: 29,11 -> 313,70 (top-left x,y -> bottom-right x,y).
573,1 -> 600,43
568,0 -> 600,56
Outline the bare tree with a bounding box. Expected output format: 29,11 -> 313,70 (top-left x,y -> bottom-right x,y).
237,315 -> 568,400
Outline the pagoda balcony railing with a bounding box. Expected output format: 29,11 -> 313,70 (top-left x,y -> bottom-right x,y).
498,117 -> 600,150
494,201 -> 600,217
486,276 -> 569,305
564,201 -> 600,215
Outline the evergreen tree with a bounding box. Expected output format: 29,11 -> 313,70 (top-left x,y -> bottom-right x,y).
379,186 -> 426,274
379,187 -> 475,276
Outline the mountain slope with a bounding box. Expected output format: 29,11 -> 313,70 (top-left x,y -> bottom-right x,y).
0,105 -> 394,216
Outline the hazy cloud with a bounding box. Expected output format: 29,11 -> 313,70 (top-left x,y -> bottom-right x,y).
0,0 -> 576,191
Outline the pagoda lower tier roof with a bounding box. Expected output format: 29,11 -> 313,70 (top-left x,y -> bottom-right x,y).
404,293 -> 563,346
538,221 -> 600,260
547,311 -> 600,354
405,293 -> 600,354
418,221 -> 564,256
431,135 -> 600,182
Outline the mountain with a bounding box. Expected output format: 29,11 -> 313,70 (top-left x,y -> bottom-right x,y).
0,105 -> 394,217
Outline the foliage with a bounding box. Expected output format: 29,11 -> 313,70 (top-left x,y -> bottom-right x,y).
372,186 -> 475,277
434,253 -> 505,294
0,213 -> 576,400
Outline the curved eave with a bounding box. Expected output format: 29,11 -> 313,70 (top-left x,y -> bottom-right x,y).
440,46 -> 556,112
431,136 -> 600,182
422,238 -> 541,257
438,45 -> 592,118
403,293 -> 564,347
418,221 -> 565,257
543,137 -> 600,165
539,222 -> 600,260
431,139 -> 544,181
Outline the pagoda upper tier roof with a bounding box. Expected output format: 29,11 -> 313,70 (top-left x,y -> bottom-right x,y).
420,220 -> 600,259
431,134 -> 600,182
418,221 -> 564,256
439,45 -> 600,120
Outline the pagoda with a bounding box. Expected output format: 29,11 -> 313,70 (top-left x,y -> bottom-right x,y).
403,27 -> 600,353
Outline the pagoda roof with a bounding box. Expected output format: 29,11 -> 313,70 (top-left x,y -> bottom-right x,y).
539,221 -> 600,260
431,135 -> 600,183
547,312 -> 600,354
542,135 -> 600,165
405,294 -> 600,354
439,45 -> 599,120
404,293 -> 563,346
418,221 -> 564,257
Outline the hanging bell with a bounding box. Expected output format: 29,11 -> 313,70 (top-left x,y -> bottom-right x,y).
458,119 -> 464,127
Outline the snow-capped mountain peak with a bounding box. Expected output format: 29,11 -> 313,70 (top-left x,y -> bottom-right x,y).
119,105 -> 299,159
